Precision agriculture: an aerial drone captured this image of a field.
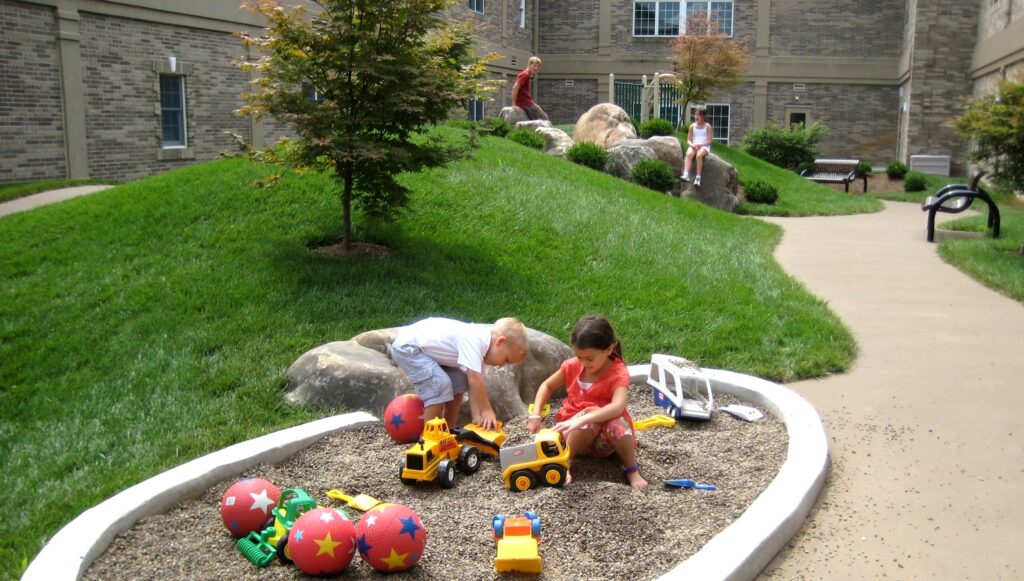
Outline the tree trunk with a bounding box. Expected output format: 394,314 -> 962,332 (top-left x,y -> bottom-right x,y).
341,163 -> 353,250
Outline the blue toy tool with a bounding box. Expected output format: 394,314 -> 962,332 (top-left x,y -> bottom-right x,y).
664,478 -> 716,491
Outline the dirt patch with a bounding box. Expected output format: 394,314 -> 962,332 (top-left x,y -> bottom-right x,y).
83,388 -> 788,581
311,241 -> 392,259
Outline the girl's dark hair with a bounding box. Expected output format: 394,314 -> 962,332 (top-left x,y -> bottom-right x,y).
571,314 -> 623,360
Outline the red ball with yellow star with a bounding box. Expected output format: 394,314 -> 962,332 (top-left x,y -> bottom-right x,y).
356,503 -> 427,572
219,478 -> 280,537
287,507 -> 357,576
384,394 -> 425,443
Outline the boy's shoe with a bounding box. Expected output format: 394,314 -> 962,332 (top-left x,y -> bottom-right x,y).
694,175 -> 702,186
680,172 -> 691,182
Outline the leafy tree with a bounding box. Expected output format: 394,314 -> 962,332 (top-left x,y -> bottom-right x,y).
668,13 -> 749,126
953,76 -> 1024,194
235,0 -> 497,249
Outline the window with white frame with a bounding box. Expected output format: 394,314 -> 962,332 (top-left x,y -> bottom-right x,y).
520,0 -> 526,28
689,103 -> 731,144
159,75 -> 186,147
468,98 -> 485,121
469,0 -> 484,14
634,1 -> 733,37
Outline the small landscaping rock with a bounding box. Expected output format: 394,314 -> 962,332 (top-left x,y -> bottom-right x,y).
573,103 -> 637,149
606,141 -> 658,179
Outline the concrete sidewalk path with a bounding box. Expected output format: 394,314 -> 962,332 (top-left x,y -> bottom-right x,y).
756,201 -> 1024,579
0,184 -> 114,217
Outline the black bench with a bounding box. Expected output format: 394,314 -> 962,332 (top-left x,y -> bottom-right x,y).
921,172 -> 1001,243
800,159 -> 867,193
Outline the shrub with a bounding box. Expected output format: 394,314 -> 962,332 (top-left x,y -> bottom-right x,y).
856,160 -> 873,176
796,161 -> 814,175
742,178 -> 780,205
741,122 -> 828,170
507,127 -> 545,150
886,160 -> 908,179
903,171 -> 927,192
478,117 -> 512,137
953,77 -> 1024,193
638,117 -> 676,138
565,141 -> 609,171
631,159 -> 677,192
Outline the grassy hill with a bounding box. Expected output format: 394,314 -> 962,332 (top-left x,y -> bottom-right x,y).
0,132 -> 858,576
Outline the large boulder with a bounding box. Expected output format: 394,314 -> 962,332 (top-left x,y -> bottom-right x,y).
536,126 -> 574,156
284,340 -> 411,417
606,140 -> 657,179
499,106 -> 529,125
573,103 -> 637,149
515,119 -> 553,130
645,135 -> 685,176
679,153 -> 740,212
284,327 -> 573,423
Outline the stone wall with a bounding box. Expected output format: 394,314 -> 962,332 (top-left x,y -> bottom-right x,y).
766,82 -> 900,164
770,0 -> 904,58
78,12 -> 251,181
537,78 -> 598,125
0,0 -> 67,183
978,0 -> 1024,41
537,0 -> 598,54
904,0 -> 980,175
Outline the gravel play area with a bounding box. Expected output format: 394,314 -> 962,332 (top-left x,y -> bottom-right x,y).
84,387 -> 787,580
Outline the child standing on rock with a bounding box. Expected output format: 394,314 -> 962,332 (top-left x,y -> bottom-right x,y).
527,314 -> 648,490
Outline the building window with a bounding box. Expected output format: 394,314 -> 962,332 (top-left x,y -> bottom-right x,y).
634,1 -> 733,37
159,75 -> 186,148
690,103 -> 731,144
685,1 -> 734,36
469,0 -> 484,14
468,99 -> 485,121
519,0 -> 526,28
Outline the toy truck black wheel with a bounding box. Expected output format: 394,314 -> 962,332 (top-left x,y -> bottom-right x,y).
541,464 -> 566,487
276,535 -> 292,565
399,460 -> 416,485
458,445 -> 481,474
510,469 -> 537,492
438,459 -> 457,488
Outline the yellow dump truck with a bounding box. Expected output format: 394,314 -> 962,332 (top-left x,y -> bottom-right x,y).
499,429 -> 570,491
400,418 -> 481,488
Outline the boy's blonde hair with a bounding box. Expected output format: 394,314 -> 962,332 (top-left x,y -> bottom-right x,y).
528,56 -> 542,66
494,317 -> 529,354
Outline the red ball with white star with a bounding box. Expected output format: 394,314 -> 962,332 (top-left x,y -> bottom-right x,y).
384,394 -> 425,444
288,507 -> 357,576
356,503 -> 427,572
219,478 -> 280,537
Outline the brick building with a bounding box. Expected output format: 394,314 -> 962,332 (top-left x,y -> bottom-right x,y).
2,0 -> 1022,183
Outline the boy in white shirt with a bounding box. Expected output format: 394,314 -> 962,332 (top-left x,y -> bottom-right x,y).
391,317 -> 528,430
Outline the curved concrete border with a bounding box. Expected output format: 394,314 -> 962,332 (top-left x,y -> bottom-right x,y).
22,412 -> 377,581
23,368 -> 827,581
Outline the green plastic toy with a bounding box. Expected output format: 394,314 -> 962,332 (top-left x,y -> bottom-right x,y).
236,488 -> 339,567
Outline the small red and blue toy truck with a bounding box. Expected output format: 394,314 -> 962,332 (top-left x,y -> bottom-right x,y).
492,511 -> 543,573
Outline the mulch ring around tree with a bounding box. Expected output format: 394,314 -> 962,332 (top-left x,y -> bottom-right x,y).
83,387 -> 787,581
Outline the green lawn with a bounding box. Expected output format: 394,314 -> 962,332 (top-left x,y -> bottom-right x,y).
0,133 -> 862,577
0,178 -> 118,203
713,144 -> 885,216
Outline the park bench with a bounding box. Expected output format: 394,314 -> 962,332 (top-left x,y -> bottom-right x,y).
800,159 -> 867,193
921,172 -> 1001,243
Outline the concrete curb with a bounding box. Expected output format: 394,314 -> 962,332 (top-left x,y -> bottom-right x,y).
22,412 -> 378,581
23,368 -> 827,581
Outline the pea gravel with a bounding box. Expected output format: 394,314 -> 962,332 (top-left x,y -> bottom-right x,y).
83,388 -> 787,580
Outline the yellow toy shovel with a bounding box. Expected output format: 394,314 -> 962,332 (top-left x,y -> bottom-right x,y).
633,414 -> 676,431
326,489 -> 382,512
